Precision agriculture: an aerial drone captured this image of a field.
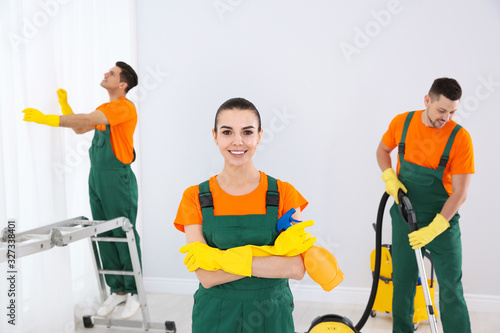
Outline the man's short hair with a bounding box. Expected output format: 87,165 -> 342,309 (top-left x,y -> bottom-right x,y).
429,77 -> 462,101
116,61 -> 138,93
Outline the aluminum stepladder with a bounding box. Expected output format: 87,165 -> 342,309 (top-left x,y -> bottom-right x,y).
0,217 -> 176,332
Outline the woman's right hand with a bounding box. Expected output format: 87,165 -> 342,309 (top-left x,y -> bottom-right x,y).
250,220 -> 316,257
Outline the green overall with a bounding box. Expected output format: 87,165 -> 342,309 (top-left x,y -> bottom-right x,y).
89,124 -> 141,294
192,176 -> 295,333
391,112 -> 471,333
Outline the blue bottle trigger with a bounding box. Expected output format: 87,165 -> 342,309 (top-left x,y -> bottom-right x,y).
276,208 -> 302,232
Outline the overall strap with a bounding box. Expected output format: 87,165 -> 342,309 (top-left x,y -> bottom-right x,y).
265,175 -> 279,217
199,180 -> 214,217
131,149 -> 136,163
266,175 -> 279,207
437,124 -> 462,172
398,111 -> 415,161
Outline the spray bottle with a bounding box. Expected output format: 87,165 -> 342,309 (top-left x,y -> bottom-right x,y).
277,208 -> 344,292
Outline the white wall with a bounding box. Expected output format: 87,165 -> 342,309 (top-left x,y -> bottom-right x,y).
135,0 -> 500,307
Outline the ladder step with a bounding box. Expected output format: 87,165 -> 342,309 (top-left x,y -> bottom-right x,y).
91,237 -> 129,243
55,226 -> 86,232
98,269 -> 139,276
72,220 -> 96,226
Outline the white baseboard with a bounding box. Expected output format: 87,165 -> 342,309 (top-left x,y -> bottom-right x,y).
464,294 -> 500,313
144,276 -> 199,294
144,277 -> 500,314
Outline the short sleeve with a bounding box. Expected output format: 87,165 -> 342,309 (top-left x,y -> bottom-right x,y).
449,128 -> 475,175
277,180 -> 308,217
173,185 -> 203,232
382,113 -> 407,150
98,99 -> 135,126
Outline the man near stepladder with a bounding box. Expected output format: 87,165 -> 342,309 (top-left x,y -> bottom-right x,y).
22,62 -> 142,320
376,78 -> 474,333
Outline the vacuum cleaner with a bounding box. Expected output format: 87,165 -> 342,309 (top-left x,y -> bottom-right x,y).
305,191 -> 439,333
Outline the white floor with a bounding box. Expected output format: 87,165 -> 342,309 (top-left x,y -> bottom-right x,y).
75,292 -> 500,333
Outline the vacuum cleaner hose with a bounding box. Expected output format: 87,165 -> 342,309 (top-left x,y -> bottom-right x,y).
354,192 -> 390,332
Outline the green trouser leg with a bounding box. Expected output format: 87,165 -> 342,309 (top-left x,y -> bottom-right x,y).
425,218 -> 470,332
90,166 -> 141,294
89,124 -> 141,295
391,205 -> 471,333
391,204 -> 419,333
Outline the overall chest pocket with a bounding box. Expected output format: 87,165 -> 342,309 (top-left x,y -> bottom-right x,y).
211,226 -> 275,249
400,161 -> 438,187
92,133 -> 106,147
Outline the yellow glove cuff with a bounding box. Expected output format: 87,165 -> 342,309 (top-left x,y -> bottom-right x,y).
430,213 -> 450,233
180,242 -> 253,277
45,115 -> 60,127
249,245 -> 275,257
221,246 -> 253,277
381,168 -> 397,182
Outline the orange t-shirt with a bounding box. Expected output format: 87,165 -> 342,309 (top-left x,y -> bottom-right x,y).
95,97 -> 137,164
174,172 -> 308,232
382,110 -> 474,194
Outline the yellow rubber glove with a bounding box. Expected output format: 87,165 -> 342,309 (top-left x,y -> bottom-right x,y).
22,108 -> 60,127
408,213 -> 449,249
180,241 -> 253,277
57,88 -> 74,115
249,220 -> 316,257
381,168 -> 407,204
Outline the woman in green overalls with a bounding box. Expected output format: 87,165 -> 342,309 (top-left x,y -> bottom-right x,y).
174,98 -> 315,333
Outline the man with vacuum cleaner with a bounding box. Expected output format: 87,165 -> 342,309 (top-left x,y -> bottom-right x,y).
376,77 -> 474,333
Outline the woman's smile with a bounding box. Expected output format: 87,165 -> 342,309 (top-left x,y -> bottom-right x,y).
229,150 -> 246,157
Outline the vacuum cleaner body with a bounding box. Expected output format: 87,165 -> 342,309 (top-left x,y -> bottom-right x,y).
370,245 -> 439,324
307,314 -> 358,332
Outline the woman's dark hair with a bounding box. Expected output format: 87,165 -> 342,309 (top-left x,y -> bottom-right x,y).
116,61 -> 138,93
429,77 -> 462,101
214,97 -> 262,132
